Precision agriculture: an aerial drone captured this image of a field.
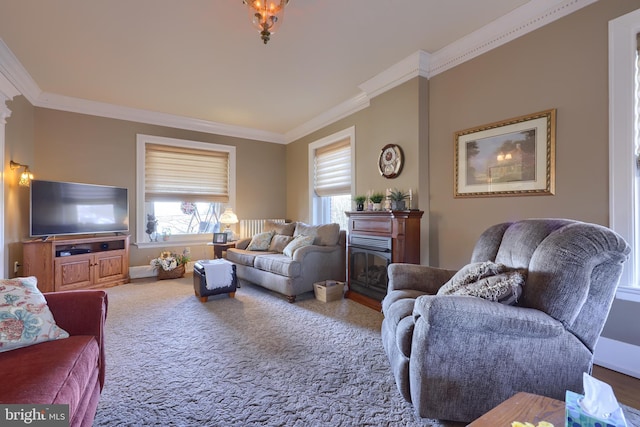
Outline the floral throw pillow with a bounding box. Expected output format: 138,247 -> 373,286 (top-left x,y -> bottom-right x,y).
247,230 -> 275,251
0,276 -> 69,353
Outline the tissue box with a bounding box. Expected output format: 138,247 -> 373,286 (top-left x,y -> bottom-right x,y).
565,390 -> 626,427
313,281 -> 344,302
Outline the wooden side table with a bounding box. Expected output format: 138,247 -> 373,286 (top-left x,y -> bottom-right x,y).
468,392 -> 565,426
207,242 -> 236,259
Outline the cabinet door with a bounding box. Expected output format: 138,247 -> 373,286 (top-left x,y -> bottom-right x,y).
54,255 -> 93,291
93,250 -> 127,285
23,242 -> 55,293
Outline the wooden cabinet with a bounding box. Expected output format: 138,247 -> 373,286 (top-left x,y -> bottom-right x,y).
23,235 -> 130,292
345,210 -> 423,310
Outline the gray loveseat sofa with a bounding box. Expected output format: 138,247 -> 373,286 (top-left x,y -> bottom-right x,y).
226,221 -> 346,302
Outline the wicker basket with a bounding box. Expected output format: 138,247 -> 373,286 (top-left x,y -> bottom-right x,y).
157,263 -> 185,280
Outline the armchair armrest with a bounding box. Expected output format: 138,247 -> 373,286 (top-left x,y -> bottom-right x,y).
44,290 -> 108,389
413,295 -> 564,338
388,263 -> 457,295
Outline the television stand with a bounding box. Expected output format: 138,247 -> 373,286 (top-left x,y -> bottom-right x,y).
23,234 -> 130,293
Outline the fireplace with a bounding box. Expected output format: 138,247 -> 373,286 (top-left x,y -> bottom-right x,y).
345,210 -> 424,310
348,235 -> 392,301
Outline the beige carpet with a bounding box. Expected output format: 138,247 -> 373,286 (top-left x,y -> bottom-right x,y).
93,277 -> 639,427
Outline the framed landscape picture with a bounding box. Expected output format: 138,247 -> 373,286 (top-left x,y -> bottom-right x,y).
454,109 -> 556,198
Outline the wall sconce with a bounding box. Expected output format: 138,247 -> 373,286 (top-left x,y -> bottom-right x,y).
10,160 -> 33,187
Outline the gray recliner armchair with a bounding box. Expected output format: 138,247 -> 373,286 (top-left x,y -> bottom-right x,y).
381,219 -> 630,423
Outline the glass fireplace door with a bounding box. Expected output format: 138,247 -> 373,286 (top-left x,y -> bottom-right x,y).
348,247 -> 390,302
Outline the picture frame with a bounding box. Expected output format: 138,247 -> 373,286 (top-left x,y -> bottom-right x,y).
454,109 -> 556,198
213,232 -> 228,244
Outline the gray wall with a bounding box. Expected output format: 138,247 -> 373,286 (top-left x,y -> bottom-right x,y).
4,95 -> 35,275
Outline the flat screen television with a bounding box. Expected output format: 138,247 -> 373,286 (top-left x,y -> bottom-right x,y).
30,180 -> 129,238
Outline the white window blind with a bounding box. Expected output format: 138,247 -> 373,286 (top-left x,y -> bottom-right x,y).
145,143 -> 229,203
314,138 -> 351,197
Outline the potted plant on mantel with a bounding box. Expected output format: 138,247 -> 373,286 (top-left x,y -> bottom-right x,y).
370,192 -> 385,211
389,189 -> 409,210
151,250 -> 191,280
354,195 -> 367,211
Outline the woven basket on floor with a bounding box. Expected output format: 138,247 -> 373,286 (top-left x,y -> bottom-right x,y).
157,263 -> 185,280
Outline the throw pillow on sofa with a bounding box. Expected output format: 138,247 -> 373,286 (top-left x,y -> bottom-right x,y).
264,220 -> 296,237
0,276 -> 70,352
283,235 -> 315,257
436,261 -> 526,305
247,230 -> 275,251
293,223 -> 340,246
269,234 -> 294,253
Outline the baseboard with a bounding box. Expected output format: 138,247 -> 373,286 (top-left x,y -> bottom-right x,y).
129,261 -> 195,279
593,337 -> 640,379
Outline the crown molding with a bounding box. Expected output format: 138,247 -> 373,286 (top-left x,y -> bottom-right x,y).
285,50 -> 427,142
0,39 -> 40,103
0,72 -> 19,101
0,0 -> 596,144
358,50 -> 430,100
36,92 -> 286,144
428,0 -> 598,77
291,0 -> 595,141
285,92 -> 370,143
0,39 -> 286,144
0,62 -> 21,124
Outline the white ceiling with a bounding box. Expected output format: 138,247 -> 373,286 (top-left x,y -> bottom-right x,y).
0,1 -> 593,143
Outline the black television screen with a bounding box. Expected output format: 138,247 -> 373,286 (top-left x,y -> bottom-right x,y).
30,180 -> 129,237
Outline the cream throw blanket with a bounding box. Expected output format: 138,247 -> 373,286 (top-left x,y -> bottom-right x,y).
200,259 -> 234,290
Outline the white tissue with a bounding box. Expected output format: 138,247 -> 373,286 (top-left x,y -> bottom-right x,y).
578,372 -> 627,425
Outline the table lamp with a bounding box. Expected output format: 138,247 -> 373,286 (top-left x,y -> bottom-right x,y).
219,207 -> 239,240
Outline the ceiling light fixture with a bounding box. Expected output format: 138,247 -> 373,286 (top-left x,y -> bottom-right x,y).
242,0 -> 289,45
9,160 -> 34,187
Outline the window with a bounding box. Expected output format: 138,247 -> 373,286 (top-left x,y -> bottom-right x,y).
136,134 -> 236,246
609,9 -> 640,301
309,127 -> 355,230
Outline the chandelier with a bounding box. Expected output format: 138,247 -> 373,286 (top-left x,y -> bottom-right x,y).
242,0 -> 289,44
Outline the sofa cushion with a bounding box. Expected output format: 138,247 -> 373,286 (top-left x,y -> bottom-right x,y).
283,235 -> 315,257
437,261 -> 526,305
226,249 -> 275,267
253,254 -> 302,278
264,220 -> 296,236
0,335 -> 99,417
0,277 -> 69,352
268,234 -> 294,253
293,222 -> 340,246
247,230 -> 275,251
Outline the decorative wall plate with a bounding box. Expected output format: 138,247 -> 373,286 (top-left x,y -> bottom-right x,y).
378,144 -> 404,178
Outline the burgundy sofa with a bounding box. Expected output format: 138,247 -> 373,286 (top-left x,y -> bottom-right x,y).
0,290 -> 108,427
